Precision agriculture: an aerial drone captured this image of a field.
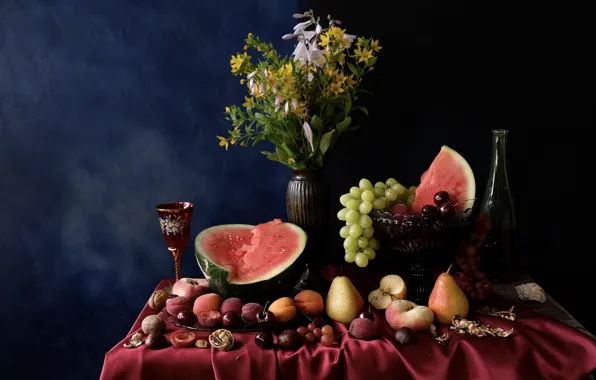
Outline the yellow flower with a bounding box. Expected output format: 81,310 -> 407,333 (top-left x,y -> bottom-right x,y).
234,126 -> 240,132
370,39 -> 382,52
230,52 -> 250,73
327,26 -> 345,42
242,96 -> 255,108
243,45 -> 248,51
240,79 -> 245,85
318,33 -> 330,47
217,136 -> 229,151
230,139 -> 237,145
329,81 -> 344,96
240,142 -> 247,147
346,75 -> 357,87
356,37 -> 367,48
247,33 -> 254,39
335,52 -> 346,65
225,107 -> 231,113
369,66 -> 374,71
354,46 -> 373,63
289,158 -> 295,164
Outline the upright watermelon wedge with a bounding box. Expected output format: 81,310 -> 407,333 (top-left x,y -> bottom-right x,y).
195,219 -> 307,301
410,146 -> 476,213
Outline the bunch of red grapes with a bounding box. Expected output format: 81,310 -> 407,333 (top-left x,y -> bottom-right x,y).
453,212 -> 493,301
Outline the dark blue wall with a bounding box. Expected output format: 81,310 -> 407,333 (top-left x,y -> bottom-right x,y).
1,1 -> 303,378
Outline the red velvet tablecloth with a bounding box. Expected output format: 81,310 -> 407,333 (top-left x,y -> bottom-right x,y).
100,275 -> 596,380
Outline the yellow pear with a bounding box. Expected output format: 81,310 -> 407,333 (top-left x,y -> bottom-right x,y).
325,276 -> 364,324
428,264 -> 469,323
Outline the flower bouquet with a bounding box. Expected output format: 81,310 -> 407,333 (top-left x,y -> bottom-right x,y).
218,10 -> 381,169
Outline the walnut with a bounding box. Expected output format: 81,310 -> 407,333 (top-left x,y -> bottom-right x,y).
148,289 -> 170,310
515,283 -> 546,303
209,329 -> 234,351
123,332 -> 144,348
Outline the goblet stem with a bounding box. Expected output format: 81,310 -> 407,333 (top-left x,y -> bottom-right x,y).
168,247 -> 183,281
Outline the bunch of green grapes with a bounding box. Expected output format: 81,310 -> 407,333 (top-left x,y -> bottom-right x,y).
337,178 -> 417,267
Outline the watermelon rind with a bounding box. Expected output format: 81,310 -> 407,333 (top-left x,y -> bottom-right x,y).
194,222 -> 307,301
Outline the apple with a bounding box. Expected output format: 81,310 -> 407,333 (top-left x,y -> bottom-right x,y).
172,278 -> 209,301
385,300 -> 434,332
368,274 -> 407,310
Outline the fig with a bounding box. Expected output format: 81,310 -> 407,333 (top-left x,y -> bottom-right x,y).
141,315 -> 165,335
170,331 -> 196,348
277,330 -> 303,350
145,333 -> 167,349
198,310 -> 222,327
349,317 -> 378,341
221,297 -> 244,315
165,296 -> 193,316
241,303 -> 264,325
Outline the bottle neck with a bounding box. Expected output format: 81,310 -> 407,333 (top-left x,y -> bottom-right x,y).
488,130 -> 509,186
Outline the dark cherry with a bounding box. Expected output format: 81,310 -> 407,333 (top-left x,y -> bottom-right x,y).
421,204 -> 438,216
145,333 -> 167,349
358,311 -> 374,321
176,310 -> 197,326
255,331 -> 274,349
256,310 -> 276,326
434,191 -> 450,206
433,220 -> 444,231
438,202 -> 455,217
311,316 -> 325,328
222,311 -> 238,328
394,327 -> 417,345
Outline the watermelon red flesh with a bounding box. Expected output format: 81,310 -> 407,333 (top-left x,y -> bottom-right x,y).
410,146 -> 476,213
199,220 -> 303,283
195,219 -> 307,300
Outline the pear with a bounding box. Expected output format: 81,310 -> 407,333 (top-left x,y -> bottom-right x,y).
428,264 -> 469,323
326,276 -> 364,324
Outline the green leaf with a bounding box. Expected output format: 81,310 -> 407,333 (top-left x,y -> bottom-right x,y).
315,153 -> 324,168
355,89 -> 375,97
336,116 -> 352,133
366,56 -> 378,67
345,97 -> 352,116
319,130 -> 335,156
261,151 -> 286,165
252,134 -> 266,146
254,112 -> 267,124
347,62 -> 360,77
281,143 -> 294,158
275,146 -> 288,163
310,115 -> 324,131
345,124 -> 360,132
351,106 -> 369,116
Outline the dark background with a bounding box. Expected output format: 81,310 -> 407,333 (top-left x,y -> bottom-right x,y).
0,0 -> 592,379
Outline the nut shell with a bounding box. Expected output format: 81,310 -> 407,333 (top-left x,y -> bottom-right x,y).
148,290 -> 169,310
209,329 -> 235,351
141,315 -> 166,335
145,333 -> 167,349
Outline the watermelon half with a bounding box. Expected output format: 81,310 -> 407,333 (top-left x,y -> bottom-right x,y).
410,146 -> 476,213
194,219 -> 307,301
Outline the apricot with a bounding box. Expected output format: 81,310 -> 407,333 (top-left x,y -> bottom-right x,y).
221,297 -> 244,315
268,297 -> 297,323
193,293 -> 222,316
293,290 -> 324,316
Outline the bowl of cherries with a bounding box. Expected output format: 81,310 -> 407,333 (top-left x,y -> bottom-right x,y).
371,191 -> 473,256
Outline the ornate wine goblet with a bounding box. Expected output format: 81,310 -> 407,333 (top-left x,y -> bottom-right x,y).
156,202 -> 194,281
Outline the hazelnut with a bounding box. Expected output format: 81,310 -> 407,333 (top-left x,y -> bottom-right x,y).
145,333 -> 167,349
195,339 -> 210,348
148,290 -> 169,310
141,315 -> 166,335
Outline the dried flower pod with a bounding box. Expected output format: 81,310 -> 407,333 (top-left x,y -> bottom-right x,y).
450,314 -> 513,338
476,306 -> 517,321
515,283 -> 546,303
141,315 -> 166,335
209,329 -> 235,352
123,332 -> 144,348
148,290 -> 170,310
195,339 -> 210,348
